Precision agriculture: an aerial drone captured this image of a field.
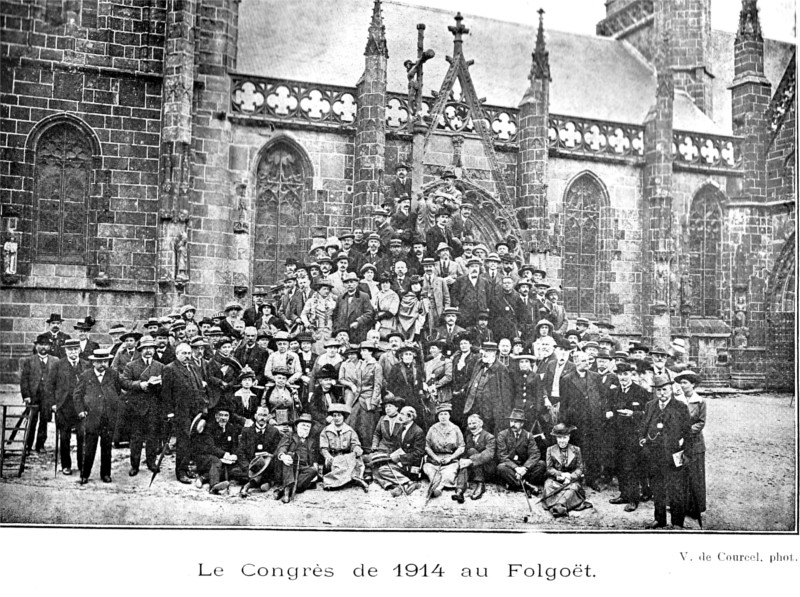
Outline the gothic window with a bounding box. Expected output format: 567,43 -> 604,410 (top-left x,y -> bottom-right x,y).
34,122 -> 94,264
254,141 -> 307,288
688,189 -> 722,317
563,174 -> 602,317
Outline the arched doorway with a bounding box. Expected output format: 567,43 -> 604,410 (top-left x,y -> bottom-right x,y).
252,139 -> 312,289
766,232 -> 795,390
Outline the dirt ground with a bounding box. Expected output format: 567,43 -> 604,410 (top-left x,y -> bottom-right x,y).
0,389 -> 795,531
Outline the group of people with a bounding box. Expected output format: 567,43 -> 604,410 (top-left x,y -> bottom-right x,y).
17,166 -> 708,527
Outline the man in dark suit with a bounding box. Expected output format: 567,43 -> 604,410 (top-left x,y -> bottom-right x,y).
607,362 -> 649,512
53,339 -> 88,474
450,259 -> 489,330
463,342 -> 513,434
285,274 -> 312,329
454,413 -> 496,501
639,374 -> 691,529
191,404 -> 242,494
73,349 -> 123,484
490,275 -> 531,342
371,401 -> 425,497
431,307 -> 465,355
237,405 -> 283,496
538,338 -> 576,434
73,317 -> 99,362
233,326 -> 268,380
121,336 -> 165,476
332,272 -> 374,344
496,408 -> 545,493
153,327 -> 176,365
20,334 -> 60,453
162,342 -> 209,484
420,258 -> 451,335
426,212 -> 461,257
275,413 -> 321,503
511,353 -> 542,432
561,350 -> 606,490
41,313 -> 71,358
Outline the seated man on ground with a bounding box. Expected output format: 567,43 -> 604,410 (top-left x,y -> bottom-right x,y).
496,408 -> 545,495
454,413 -> 496,502
190,405 -> 242,495
275,413 -> 321,503
238,405 -> 283,497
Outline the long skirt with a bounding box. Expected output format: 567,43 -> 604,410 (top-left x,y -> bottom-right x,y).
541,478 -> 586,511
423,460 -> 460,489
685,452 -> 706,518
350,401 -> 379,451
323,452 -> 365,488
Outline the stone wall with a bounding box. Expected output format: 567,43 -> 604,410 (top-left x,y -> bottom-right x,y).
0,0 -> 166,382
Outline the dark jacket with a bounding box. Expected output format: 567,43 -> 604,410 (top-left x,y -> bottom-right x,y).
490,289 -> 532,341
450,275 -> 489,328
561,369 -> 605,447
120,357 -> 165,417
72,367 -> 123,434
192,419 -> 240,459
463,359 -> 513,428
238,423 -> 283,463
161,359 -> 209,421
20,353 -> 60,410
464,428 -> 496,469
496,427 -> 540,470
639,397 -> 691,467
54,357 -> 90,425
332,290 -> 374,343
153,344 -> 176,366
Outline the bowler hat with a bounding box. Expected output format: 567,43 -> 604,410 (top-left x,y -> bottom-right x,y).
46,313 -> 64,324
615,362 -> 636,373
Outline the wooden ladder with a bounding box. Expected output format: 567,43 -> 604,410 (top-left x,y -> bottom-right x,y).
1,405 -> 36,478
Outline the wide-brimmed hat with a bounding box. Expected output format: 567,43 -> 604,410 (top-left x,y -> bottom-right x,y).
652,374 -> 672,388
224,301 -> 243,313
190,413 -> 206,435
120,331 -> 143,342
137,336 -> 157,351
317,364 -> 339,380
293,413 -> 314,427
545,286 -> 560,298
359,340 -> 381,353
328,403 -> 351,416
34,334 -> 52,345
674,370 -> 700,386
671,338 -> 687,354
575,317 -> 590,326
512,353 -> 535,361
248,454 -> 273,479
615,362 -> 636,373
397,343 -> 418,356
551,423 -> 576,437
180,304 -> 196,316
383,395 -> 405,408
629,342 -> 650,354
435,242 -> 451,254
650,346 -> 670,357
88,348 -> 113,361
153,327 -> 170,338
532,269 -> 547,279
507,408 -> 526,421
360,263 -> 377,275
238,366 -> 257,381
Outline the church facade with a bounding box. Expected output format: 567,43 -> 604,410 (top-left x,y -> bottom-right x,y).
0,0 -> 795,388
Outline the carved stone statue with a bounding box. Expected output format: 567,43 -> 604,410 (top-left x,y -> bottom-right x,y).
174,228 -> 189,282
404,25 -> 435,119
654,259 -> 670,305
679,271 -> 693,315
3,226 -> 18,276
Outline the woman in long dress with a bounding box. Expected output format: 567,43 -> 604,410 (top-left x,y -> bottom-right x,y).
424,339 -> 452,408
676,370 -> 706,526
541,423 -> 592,518
422,402 -> 465,499
396,276 -> 427,341
300,277 -> 337,354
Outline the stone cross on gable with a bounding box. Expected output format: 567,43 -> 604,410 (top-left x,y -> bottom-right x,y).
448,12 -> 469,46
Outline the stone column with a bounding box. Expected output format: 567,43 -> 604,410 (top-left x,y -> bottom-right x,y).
156,0 -> 197,313
641,2 -> 674,349
517,9 -> 550,269
352,0 -> 388,230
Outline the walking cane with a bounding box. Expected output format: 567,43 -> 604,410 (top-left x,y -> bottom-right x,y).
520,478 -> 535,523
289,453 -> 300,503
387,462 -> 413,507
53,417 -> 59,478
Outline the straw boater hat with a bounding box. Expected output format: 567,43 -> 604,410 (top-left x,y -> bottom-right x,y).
89,348 -> 113,361
63,339 -> 81,350
109,323 -> 128,335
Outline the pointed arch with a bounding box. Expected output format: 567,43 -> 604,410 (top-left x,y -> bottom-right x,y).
27,116 -> 102,264
561,171 -> 610,318
251,135 -> 314,289
687,183 -> 724,317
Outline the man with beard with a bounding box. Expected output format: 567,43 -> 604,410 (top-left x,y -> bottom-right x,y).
339,231 -> 364,275
405,235 -> 427,277
53,339 -> 88,474
73,349 -> 123,484
490,275 -> 530,343
376,237 -> 405,278
481,253 -> 504,309
373,207 -> 396,250
191,404 -> 241,495
153,327 -> 176,365
332,272 -> 374,344
72,317 -> 99,362
285,271 -> 313,329
243,293 -> 265,328
20,334 -> 60,454
362,232 -> 383,268
544,287 -> 567,334
162,342 -> 209,484
391,195 -> 417,246
450,259 -> 489,330
561,351 -> 606,491
234,326 -> 268,383
370,403 -> 425,497
238,405 -> 283,497
516,279 -> 539,343
426,211 -> 461,259
511,352 -> 542,432
111,330 -> 143,374
496,408 -> 545,494
121,336 -> 165,476
463,342 -> 513,434
275,413 -> 321,503
391,259 -> 411,296
454,235 -> 476,272
454,413 -> 496,501
390,162 -> 412,201
538,338 -> 576,435
434,242 -> 464,287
